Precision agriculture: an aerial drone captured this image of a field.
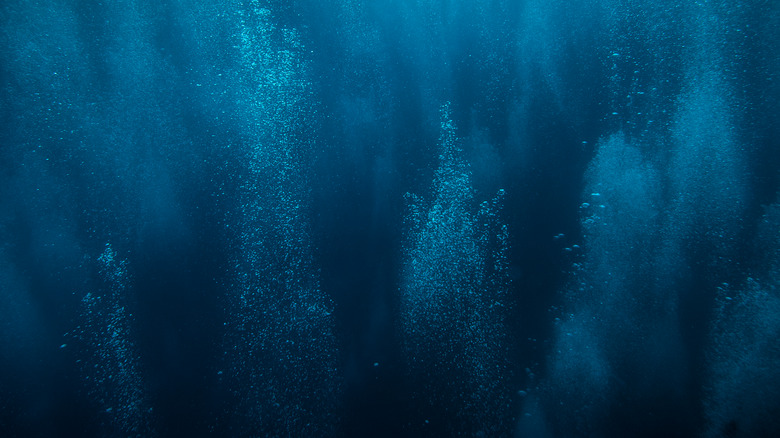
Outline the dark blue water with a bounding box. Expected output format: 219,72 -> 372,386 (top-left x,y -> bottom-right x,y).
1,1 -> 779,437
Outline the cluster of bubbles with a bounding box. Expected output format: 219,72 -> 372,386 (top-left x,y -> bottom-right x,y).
219,4 -> 340,436
533,1 -> 771,435
539,132 -> 685,435
399,103 -> 511,435
703,201 -> 780,437
70,243 -> 153,437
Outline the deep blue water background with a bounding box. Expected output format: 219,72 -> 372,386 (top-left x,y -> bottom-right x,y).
1,1 -> 779,437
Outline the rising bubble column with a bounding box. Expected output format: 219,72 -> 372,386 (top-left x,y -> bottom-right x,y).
400,103 -> 511,436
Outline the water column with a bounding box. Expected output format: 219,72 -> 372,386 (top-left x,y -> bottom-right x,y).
219,3 -> 340,435
400,103 -> 511,435
535,1 -> 754,435
72,243 -> 154,436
